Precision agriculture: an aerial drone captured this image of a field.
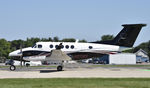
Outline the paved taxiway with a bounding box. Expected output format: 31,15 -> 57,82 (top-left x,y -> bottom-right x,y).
1,64 -> 150,79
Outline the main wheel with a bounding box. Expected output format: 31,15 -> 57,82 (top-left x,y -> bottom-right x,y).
57,65 -> 63,71
10,65 -> 16,71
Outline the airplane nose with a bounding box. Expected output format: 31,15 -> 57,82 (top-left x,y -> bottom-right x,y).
9,51 -> 22,57
9,52 -> 16,57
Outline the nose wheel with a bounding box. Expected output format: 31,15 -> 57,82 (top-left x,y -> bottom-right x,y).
10,65 -> 16,71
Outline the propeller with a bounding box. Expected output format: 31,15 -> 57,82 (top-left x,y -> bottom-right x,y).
20,44 -> 23,67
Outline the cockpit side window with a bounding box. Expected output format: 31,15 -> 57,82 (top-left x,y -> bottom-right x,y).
38,44 -> 42,48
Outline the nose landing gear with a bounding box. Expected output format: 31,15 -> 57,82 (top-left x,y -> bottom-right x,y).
10,65 -> 16,71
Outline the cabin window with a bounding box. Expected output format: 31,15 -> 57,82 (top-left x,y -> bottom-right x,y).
50,44 -> 53,48
55,45 -> 58,49
71,45 -> 74,49
61,45 -> 64,49
65,45 -> 69,49
89,46 -> 93,49
38,44 -> 42,48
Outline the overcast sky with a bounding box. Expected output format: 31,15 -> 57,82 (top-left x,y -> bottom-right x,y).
0,0 -> 149,46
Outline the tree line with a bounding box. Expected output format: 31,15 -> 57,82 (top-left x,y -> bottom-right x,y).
0,37 -> 87,59
0,35 -> 149,61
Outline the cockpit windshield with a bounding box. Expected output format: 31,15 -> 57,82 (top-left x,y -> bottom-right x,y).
32,44 -> 37,48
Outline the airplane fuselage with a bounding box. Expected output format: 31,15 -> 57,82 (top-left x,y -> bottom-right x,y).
9,42 -> 122,61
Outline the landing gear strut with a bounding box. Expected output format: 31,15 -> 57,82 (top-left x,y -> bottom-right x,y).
10,65 -> 16,71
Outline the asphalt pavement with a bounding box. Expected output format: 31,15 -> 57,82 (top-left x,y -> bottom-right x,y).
1,63 -> 150,78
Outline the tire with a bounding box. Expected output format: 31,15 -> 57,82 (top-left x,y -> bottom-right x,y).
26,63 -> 30,67
57,65 -> 63,71
10,65 -> 16,71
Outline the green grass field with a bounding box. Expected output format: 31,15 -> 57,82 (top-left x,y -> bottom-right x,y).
0,78 -> 150,88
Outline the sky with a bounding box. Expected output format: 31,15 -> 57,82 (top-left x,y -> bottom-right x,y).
0,0 -> 150,46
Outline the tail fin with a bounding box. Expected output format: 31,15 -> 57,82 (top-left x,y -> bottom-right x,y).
92,24 -> 146,47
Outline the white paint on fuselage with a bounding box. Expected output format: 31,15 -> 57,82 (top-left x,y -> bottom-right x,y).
34,42 -> 120,53
9,41 -> 127,61
8,41 -> 132,62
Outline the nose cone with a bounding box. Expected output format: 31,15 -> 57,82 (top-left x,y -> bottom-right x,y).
9,47 -> 33,57
9,50 -> 22,57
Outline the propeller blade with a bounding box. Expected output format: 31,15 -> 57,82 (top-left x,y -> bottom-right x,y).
20,44 -> 23,66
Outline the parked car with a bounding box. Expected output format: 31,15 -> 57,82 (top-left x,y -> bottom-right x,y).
5,59 -> 14,65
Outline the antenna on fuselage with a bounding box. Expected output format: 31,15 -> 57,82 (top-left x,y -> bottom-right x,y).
20,43 -> 23,67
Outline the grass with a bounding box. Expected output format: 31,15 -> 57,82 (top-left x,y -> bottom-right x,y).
0,78 -> 150,88
0,66 -> 10,68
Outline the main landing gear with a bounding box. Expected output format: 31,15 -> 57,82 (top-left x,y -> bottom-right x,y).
57,65 -> 63,71
57,61 -> 64,71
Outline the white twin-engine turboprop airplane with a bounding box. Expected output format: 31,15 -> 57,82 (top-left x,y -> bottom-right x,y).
9,24 -> 146,71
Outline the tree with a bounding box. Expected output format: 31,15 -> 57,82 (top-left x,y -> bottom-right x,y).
148,40 -> 150,51
0,39 -> 11,58
53,36 -> 59,42
124,40 -> 150,58
79,39 -> 87,43
41,37 -> 53,42
24,37 -> 40,47
101,35 -> 114,41
48,37 -> 53,41
10,39 -> 24,50
61,38 -> 75,42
